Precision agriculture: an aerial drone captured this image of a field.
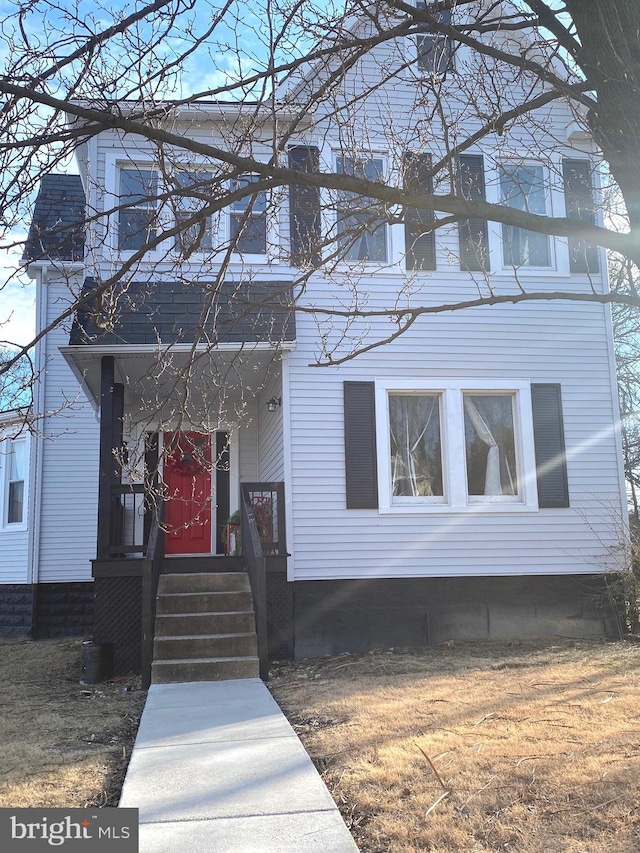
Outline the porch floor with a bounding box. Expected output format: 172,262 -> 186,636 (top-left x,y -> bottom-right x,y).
118,679 -> 358,852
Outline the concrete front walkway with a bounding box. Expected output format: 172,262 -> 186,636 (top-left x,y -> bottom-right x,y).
119,679 -> 359,852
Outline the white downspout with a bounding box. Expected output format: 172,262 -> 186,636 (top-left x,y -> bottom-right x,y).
26,266 -> 47,589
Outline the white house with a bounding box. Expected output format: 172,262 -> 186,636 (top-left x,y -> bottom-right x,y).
3,1 -> 627,677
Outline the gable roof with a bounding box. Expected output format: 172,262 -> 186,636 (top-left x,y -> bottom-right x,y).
23,174 -> 85,262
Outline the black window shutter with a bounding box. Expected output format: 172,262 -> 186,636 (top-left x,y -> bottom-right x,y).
562,159 -> 599,274
458,154 -> 489,271
289,146 -> 321,267
344,381 -> 378,509
404,153 -> 436,270
531,384 -> 569,508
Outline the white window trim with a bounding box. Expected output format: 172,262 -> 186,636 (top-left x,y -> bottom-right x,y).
2,436 -> 29,530
485,157 -> 570,278
414,2 -> 454,77
105,156 -> 280,265
222,173 -> 280,264
322,148 -> 405,271
375,378 -> 538,513
105,155 -> 163,258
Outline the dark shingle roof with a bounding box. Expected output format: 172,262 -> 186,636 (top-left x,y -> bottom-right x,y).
69,278 -> 296,346
23,174 -> 85,262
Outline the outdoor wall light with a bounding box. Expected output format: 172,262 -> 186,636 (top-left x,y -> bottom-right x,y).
266,396 -> 282,412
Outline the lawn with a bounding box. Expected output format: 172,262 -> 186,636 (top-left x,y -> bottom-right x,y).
0,637 -> 145,808
269,640 -> 640,853
2,636 -> 639,852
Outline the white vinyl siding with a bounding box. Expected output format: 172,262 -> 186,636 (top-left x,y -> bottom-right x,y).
286,292 -> 624,581
36,275 -> 99,583
258,375 -> 285,482
0,429 -> 30,583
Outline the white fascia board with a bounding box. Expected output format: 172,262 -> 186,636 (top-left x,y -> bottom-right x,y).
60,341 -> 297,357
65,101 -> 304,127
24,260 -> 85,281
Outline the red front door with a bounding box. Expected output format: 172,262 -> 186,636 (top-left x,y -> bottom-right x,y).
164,432 -> 213,555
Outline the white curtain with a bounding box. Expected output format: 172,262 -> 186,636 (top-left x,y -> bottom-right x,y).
464,397 -> 516,496
390,396 -> 438,496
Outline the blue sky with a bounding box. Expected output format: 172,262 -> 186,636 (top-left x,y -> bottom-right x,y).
0,0 -> 276,347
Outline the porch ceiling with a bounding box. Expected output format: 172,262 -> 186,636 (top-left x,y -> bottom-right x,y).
61,343 -> 292,417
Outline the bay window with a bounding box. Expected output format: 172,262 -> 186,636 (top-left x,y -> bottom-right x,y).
173,170 -> 213,253
118,167 -> 158,251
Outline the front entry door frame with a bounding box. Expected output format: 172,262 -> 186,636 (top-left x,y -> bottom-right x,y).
161,429 -> 238,556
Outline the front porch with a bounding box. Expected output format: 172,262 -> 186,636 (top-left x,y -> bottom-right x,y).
91,480 -> 290,688
76,348 -> 292,688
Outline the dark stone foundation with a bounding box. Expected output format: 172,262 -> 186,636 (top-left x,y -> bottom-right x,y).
33,582 -> 94,638
0,584 -> 34,636
291,575 -> 619,658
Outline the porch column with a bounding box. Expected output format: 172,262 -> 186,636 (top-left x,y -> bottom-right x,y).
97,356 -> 124,559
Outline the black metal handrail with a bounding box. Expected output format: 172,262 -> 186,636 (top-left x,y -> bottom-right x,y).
240,482 -> 286,556
240,485 -> 271,680
140,504 -> 165,689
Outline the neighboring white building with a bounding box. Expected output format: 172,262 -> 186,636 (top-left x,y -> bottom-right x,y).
2,2 -> 627,659
0,410 -> 31,624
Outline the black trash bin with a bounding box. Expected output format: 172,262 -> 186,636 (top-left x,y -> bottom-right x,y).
80,640 -> 113,684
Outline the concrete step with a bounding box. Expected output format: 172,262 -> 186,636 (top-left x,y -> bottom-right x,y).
162,556 -> 244,573
154,611 -> 256,637
158,572 -> 250,595
151,656 -> 260,683
156,590 -> 253,614
154,633 -> 258,660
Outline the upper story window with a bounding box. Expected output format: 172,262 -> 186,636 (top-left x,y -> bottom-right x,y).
118,167 -> 158,251
229,175 -> 268,255
499,163 -> 551,268
336,155 -> 387,263
5,438 -> 27,525
173,170 -> 213,254
416,3 -> 453,74
562,159 -> 600,273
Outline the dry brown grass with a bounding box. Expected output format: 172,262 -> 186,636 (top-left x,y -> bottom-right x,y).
0,637 -> 145,808
269,640 -> 640,853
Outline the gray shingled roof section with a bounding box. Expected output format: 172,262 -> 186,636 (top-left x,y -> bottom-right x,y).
69,278 -> 296,346
23,174 -> 85,262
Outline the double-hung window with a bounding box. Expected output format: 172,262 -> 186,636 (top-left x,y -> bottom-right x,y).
345,381 -> 569,512
500,163 -> 551,268
5,438 -> 27,525
389,393 -> 444,500
463,393 -> 519,501
229,175 -> 267,255
416,3 -> 453,74
173,170 -> 213,254
375,380 -> 538,511
336,155 -> 387,263
562,159 -> 600,273
118,167 -> 158,251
